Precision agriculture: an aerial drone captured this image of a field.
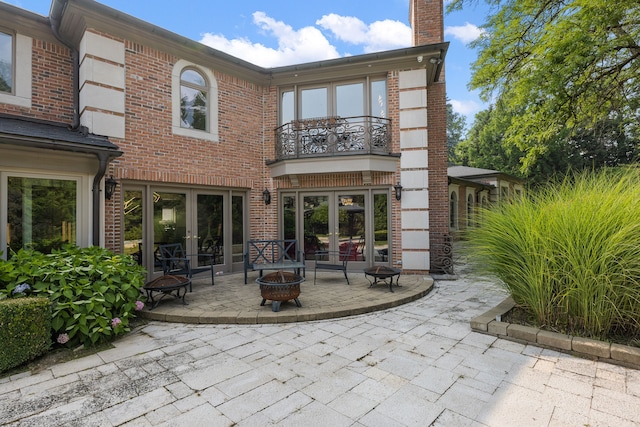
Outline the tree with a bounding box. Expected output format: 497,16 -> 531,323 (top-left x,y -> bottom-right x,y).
455,104 -> 525,178
457,103 -> 639,186
447,0 -> 640,172
446,101 -> 466,164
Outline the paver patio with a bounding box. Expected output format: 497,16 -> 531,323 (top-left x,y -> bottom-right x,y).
1,262 -> 639,426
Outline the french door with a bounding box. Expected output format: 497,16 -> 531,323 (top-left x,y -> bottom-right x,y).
301,192 -> 367,265
283,189 -> 389,267
123,186 -> 245,278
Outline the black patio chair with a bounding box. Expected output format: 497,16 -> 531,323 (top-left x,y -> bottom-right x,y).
313,240 -> 354,285
157,243 -> 215,292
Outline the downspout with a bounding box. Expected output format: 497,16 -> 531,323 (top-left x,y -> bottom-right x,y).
49,0 -> 80,131
50,0 -> 106,246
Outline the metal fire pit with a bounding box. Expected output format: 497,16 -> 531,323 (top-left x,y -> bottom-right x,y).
256,271 -> 304,312
363,266 -> 401,292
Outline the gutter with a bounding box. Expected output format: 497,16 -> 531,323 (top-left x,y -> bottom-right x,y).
49,0 -> 80,131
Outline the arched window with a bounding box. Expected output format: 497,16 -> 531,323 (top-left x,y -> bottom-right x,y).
180,69 -> 207,131
449,191 -> 458,230
172,60 -> 218,141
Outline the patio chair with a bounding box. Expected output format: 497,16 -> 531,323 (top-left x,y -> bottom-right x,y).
313,240 -> 354,285
157,243 -> 215,291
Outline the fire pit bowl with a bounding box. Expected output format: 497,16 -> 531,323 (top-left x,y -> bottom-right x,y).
256,271 -> 304,312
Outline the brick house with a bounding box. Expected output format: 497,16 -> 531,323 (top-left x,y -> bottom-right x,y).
0,0 -> 450,278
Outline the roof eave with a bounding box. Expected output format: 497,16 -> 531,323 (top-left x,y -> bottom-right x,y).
50,0 -> 448,87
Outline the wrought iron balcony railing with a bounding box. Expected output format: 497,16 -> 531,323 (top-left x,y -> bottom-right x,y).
274,116 -> 392,161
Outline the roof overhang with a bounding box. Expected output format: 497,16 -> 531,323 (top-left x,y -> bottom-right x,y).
448,176 -> 494,191
49,0 -> 448,87
0,114 -> 122,159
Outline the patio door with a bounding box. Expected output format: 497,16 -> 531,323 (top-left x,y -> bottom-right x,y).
301,192 -> 367,265
123,186 -> 245,279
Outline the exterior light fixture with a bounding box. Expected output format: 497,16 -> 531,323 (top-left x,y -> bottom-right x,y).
394,183 -> 403,201
104,175 -> 118,200
263,188 -> 271,205
416,55 -> 423,63
429,57 -> 442,65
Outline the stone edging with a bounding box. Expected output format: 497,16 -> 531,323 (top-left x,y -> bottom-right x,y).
470,297 -> 640,370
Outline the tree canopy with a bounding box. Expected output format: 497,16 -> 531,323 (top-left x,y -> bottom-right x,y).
446,101 -> 467,163
448,0 -> 640,174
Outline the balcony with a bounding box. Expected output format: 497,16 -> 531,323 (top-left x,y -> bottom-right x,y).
274,116 -> 392,160
269,116 -> 397,180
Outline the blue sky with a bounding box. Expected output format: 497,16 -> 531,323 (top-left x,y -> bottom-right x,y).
3,0 -> 489,128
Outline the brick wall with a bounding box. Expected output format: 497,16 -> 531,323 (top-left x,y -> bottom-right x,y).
0,39 -> 74,122
102,33 -> 267,249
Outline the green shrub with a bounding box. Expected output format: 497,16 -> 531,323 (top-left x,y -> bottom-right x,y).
0,297 -> 51,373
467,167 -> 640,340
0,246 -> 146,347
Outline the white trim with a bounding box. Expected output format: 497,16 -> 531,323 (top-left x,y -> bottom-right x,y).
172,59 -> 219,142
0,33 -> 32,108
269,155 -> 398,178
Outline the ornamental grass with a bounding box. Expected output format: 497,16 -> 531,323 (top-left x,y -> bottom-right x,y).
467,167 -> 640,340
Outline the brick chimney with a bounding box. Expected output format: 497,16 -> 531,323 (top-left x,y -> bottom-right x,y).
409,0 -> 445,46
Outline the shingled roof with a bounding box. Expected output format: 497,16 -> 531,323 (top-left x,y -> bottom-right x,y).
0,114 -> 122,157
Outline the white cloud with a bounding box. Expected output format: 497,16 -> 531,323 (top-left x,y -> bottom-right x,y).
199,11 -> 412,68
200,12 -> 339,67
316,14 -> 411,52
444,22 -> 484,44
450,99 -> 482,116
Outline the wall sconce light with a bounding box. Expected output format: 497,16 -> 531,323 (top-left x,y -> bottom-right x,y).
394,183 -> 403,201
104,175 -> 118,200
262,188 -> 271,205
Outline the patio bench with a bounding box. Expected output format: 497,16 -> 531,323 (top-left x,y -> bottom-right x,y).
244,239 -> 306,284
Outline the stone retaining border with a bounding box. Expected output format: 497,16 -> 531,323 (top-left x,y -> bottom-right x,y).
471,296 -> 640,370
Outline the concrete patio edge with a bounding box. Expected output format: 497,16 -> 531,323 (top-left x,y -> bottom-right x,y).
471,296 -> 640,370
139,275 -> 435,325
